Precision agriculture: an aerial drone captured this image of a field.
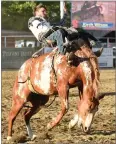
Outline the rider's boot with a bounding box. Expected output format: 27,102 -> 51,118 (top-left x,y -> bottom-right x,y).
32,50 -> 42,58
94,47 -> 103,57
32,40 -> 56,58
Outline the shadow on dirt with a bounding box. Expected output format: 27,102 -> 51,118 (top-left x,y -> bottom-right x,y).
90,130 -> 115,136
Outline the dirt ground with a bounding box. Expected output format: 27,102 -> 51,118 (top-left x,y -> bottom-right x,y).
2,69 -> 116,144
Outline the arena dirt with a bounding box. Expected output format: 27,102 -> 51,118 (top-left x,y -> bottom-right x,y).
2,69 -> 115,144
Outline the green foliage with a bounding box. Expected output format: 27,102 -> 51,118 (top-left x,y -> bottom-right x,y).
2,1 -> 71,31
2,1 -> 36,30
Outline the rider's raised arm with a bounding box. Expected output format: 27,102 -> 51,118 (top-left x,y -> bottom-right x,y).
52,13 -> 68,26
52,2 -> 68,26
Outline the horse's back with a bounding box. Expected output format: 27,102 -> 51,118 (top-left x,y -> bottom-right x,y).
17,53 -> 50,83
30,53 -> 57,95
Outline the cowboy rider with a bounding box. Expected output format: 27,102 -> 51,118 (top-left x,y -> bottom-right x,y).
28,3 -> 101,58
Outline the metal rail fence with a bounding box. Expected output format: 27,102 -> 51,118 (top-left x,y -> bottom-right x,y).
1,35 -> 116,69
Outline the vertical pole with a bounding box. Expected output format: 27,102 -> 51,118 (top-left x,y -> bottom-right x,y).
107,37 -> 109,48
60,0 -> 64,19
4,36 -> 7,48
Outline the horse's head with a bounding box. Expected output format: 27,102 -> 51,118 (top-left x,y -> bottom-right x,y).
77,95 -> 99,133
72,46 -> 101,133
76,90 -> 106,133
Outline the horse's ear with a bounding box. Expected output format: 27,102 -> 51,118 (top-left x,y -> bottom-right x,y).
97,93 -> 105,100
97,92 -> 116,100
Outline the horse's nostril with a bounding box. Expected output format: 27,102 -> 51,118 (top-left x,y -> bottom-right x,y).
80,124 -> 89,133
84,127 -> 90,133
84,127 -> 87,131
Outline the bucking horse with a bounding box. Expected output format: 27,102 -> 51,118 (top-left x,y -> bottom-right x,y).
7,43 -> 104,141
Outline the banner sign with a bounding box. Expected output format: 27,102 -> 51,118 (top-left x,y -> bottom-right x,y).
71,1 -> 116,30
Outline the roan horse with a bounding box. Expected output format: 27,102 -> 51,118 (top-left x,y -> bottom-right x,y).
7,45 -> 104,141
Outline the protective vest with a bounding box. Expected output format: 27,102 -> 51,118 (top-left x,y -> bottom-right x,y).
28,16 -> 51,41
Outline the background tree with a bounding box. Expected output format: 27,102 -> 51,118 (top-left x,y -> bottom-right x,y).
2,1 -> 71,31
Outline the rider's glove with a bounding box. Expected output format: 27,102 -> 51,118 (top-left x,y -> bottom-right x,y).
90,40 -> 96,46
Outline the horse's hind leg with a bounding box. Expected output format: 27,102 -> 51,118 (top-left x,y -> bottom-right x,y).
7,95 -> 26,140
7,78 -> 30,141
24,94 -> 49,140
24,96 -> 39,140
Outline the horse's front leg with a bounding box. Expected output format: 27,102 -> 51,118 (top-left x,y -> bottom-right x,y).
47,83 -> 69,130
69,85 -> 83,129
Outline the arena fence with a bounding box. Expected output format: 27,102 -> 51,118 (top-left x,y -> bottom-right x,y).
1,35 -> 116,69
1,47 -> 116,69
1,48 -> 35,69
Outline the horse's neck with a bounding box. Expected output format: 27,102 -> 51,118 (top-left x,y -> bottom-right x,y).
79,47 -> 100,88
80,46 -> 100,80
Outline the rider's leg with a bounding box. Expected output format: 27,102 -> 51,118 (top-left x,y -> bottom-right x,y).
46,29 -> 67,54
46,29 -> 76,64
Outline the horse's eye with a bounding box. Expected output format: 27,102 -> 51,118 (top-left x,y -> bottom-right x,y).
89,106 -> 91,111
89,104 -> 93,110
88,103 -> 95,112
89,105 -> 98,113
90,97 -> 94,102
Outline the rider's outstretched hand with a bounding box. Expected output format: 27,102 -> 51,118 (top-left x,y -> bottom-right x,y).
63,2 -> 67,13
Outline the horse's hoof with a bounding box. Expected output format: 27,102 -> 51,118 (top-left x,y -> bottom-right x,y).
69,121 -> 76,129
69,121 -> 74,129
69,114 -> 79,129
7,136 -> 12,141
47,123 -> 52,130
31,134 -> 36,141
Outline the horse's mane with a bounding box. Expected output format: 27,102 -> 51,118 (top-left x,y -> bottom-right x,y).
80,45 -> 100,96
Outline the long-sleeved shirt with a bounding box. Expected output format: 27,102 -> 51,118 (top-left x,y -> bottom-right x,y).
28,13 -> 67,41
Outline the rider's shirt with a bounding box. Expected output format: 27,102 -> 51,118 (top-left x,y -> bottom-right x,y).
28,16 -> 51,41
28,13 -> 67,41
